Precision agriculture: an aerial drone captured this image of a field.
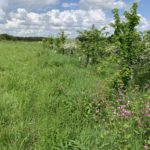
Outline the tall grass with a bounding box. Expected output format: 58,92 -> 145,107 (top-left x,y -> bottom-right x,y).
0,41 -> 149,149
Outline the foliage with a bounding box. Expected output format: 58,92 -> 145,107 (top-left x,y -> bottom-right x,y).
55,30 -> 67,54
111,3 -> 146,89
42,37 -> 54,50
77,25 -> 107,66
43,31 -> 67,54
133,31 -> 150,88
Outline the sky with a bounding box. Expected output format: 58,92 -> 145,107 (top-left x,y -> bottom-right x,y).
0,0 -> 150,37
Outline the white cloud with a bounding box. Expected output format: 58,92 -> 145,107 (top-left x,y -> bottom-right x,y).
0,1 -> 149,37
0,0 -> 59,10
0,8 -> 5,21
79,0 -> 126,10
138,15 -> 150,31
62,3 -> 78,8
0,0 -> 8,8
0,8 -> 108,37
6,18 -> 25,28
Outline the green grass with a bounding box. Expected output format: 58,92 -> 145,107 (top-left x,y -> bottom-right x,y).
0,41 -> 149,149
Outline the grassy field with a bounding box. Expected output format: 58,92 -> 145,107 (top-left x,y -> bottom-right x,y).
0,41 -> 149,149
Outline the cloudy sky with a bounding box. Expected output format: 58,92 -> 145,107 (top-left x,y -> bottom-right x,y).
0,0 -> 150,37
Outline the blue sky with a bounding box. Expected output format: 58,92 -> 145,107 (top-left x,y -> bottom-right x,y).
0,0 -> 149,36
51,0 -> 150,19
138,0 -> 150,19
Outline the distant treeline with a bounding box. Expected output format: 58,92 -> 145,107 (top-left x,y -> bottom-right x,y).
0,34 -> 47,41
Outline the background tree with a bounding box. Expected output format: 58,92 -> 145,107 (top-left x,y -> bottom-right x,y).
77,25 -> 106,66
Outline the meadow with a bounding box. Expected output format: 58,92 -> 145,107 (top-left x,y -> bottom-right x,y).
0,41 -> 149,150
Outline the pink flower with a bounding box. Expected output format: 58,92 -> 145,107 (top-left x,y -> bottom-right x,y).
117,106 -> 121,110
126,101 -> 130,106
96,108 -> 100,113
116,99 -> 121,103
144,144 -> 148,150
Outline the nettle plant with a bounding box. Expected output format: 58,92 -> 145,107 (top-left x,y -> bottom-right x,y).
111,3 -> 145,89
77,25 -> 107,66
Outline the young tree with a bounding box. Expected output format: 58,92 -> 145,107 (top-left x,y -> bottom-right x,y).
111,3 -> 145,88
77,25 -> 106,66
43,30 -> 67,54
47,37 -> 54,49
42,37 -> 54,51
56,30 -> 67,54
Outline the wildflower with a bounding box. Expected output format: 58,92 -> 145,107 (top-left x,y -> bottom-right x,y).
117,104 -> 131,118
126,101 -> 130,106
118,89 -> 124,96
120,105 -> 126,109
117,106 -> 121,110
144,102 -> 150,117
144,144 -> 148,150
116,99 -> 121,103
96,108 -> 100,114
144,83 -> 149,89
